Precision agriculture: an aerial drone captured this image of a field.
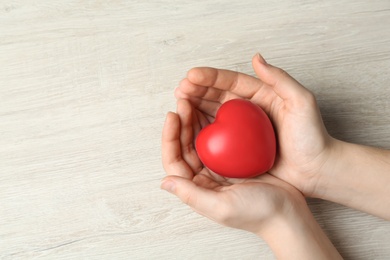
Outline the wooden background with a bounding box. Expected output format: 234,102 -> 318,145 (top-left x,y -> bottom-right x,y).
1,0 -> 390,259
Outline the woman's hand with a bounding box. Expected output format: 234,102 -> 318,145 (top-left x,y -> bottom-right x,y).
161,99 -> 307,234
174,54 -> 390,220
174,54 -> 334,197
161,99 -> 343,259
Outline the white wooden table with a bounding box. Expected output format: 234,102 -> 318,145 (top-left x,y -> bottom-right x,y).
1,1 -> 390,259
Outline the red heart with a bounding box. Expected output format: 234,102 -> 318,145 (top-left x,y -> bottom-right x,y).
195,99 -> 276,178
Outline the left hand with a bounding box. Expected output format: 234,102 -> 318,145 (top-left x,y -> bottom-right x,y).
161,99 -> 306,235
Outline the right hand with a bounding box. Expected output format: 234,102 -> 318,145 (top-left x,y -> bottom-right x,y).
174,54 -> 336,197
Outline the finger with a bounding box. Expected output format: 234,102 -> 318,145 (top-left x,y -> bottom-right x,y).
194,109 -> 211,130
175,91 -> 220,119
176,99 -> 194,150
179,78 -> 220,100
162,112 -> 193,179
176,99 -> 203,173
178,78 -> 241,103
161,176 -> 220,216
187,67 -> 264,100
252,53 -> 312,103
174,87 -> 215,124
174,87 -> 189,99
185,66 -> 280,114
193,173 -> 222,190
192,98 -> 221,118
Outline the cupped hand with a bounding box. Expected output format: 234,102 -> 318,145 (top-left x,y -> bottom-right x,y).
174,54 -> 335,197
161,99 -> 306,235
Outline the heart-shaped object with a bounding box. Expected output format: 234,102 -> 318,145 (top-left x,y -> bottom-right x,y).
195,99 -> 276,178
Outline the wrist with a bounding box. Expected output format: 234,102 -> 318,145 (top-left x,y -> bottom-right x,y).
306,137 -> 344,199
257,198 -> 342,259
308,139 -> 390,219
256,195 -> 308,239
255,188 -> 308,239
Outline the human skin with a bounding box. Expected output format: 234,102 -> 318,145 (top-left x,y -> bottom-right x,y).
161,99 -> 342,259
174,53 -> 390,220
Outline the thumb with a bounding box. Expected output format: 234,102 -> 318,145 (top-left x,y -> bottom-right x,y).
252,53 -> 311,102
161,176 -> 219,215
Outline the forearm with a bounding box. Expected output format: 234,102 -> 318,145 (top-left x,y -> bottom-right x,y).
259,202 -> 342,260
315,139 -> 390,220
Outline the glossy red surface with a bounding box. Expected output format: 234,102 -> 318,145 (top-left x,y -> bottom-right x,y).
196,99 -> 276,178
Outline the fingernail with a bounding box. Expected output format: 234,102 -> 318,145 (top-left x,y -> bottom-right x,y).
257,53 -> 267,65
161,180 -> 176,193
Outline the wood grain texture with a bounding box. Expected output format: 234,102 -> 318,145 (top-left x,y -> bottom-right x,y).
1,0 -> 390,259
